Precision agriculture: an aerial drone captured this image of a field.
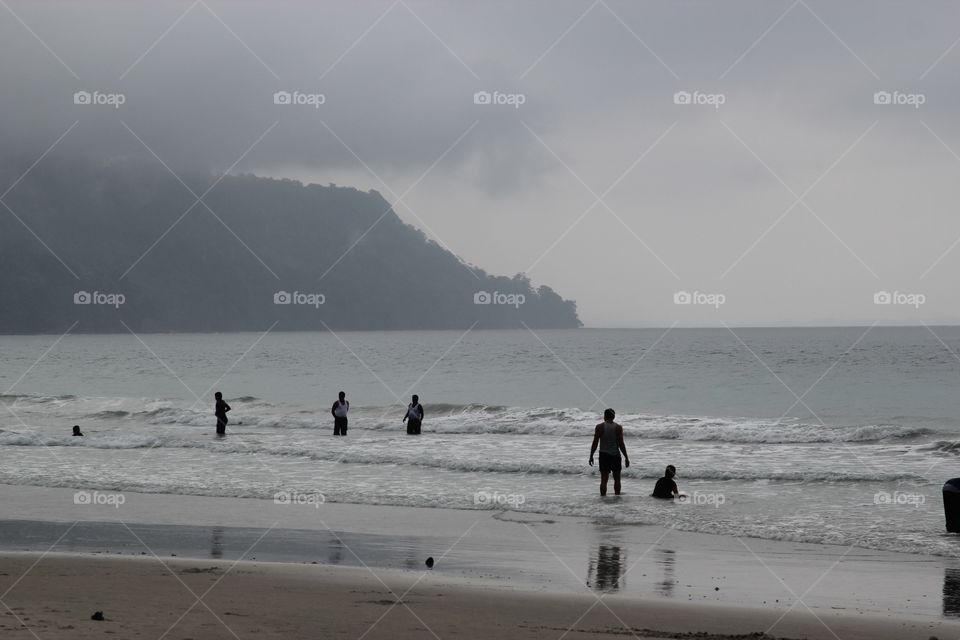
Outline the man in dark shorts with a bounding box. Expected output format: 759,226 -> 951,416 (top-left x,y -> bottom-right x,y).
331,391 -> 349,436
652,465 -> 679,499
214,392 -> 231,436
403,394 -> 424,435
589,408 -> 629,496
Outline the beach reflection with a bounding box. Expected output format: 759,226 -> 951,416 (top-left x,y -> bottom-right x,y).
210,527 -> 223,558
328,537 -> 344,565
587,544 -> 625,593
943,567 -> 960,617
654,548 -> 676,597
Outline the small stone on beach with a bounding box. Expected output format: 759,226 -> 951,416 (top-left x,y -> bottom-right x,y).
90,611 -> 104,621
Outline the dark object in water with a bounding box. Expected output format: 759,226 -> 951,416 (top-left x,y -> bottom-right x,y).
425,557 -> 434,569
90,611 -> 104,621
943,479 -> 960,533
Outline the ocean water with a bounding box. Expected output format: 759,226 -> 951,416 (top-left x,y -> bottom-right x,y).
2,327 -> 960,558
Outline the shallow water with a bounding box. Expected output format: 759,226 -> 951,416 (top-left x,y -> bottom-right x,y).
2,327 -> 959,557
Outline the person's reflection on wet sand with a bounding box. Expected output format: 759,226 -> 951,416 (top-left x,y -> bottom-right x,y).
655,548 -> 676,597
328,536 -> 343,565
943,567 -> 960,617
587,544 -> 625,593
210,527 -> 224,559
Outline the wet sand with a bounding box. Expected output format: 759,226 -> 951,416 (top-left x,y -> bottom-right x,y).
1,484 -> 959,638
0,552 -> 957,640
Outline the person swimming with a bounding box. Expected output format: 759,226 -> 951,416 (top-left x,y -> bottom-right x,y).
72,425 -> 83,437
652,465 -> 679,499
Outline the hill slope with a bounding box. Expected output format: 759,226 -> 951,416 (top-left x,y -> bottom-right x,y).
0,158 -> 581,333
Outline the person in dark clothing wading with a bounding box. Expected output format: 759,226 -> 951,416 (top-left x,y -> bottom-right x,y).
332,391 -> 349,436
214,392 -> 231,436
403,395 -> 424,435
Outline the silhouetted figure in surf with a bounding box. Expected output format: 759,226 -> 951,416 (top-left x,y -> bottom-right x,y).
589,408 -> 629,496
332,391 -> 349,436
403,394 -> 424,435
72,425 -> 83,437
652,465 -> 679,499
214,392 -> 231,436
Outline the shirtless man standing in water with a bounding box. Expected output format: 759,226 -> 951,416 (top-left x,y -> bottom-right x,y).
588,408 -> 630,496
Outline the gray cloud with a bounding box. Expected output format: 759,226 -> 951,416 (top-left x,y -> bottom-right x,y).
3,0 -> 960,327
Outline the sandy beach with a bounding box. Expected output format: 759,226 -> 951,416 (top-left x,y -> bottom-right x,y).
0,551 -> 956,640
0,485 -> 958,638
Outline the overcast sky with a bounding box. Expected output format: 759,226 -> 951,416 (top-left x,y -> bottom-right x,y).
2,0 -> 960,327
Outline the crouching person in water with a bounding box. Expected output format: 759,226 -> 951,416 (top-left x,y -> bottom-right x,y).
403,395 -> 424,435
652,465 -> 679,499
589,408 -> 630,496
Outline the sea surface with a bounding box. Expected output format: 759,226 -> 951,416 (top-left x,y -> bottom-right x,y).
2,327 -> 960,557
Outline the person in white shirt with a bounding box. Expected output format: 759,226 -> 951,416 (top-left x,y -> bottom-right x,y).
331,391 -> 349,436
403,394 -> 424,435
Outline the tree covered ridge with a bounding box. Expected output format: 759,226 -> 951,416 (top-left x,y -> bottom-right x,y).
0,158 -> 581,333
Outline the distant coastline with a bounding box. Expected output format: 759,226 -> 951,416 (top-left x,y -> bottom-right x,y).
0,160 -> 581,333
